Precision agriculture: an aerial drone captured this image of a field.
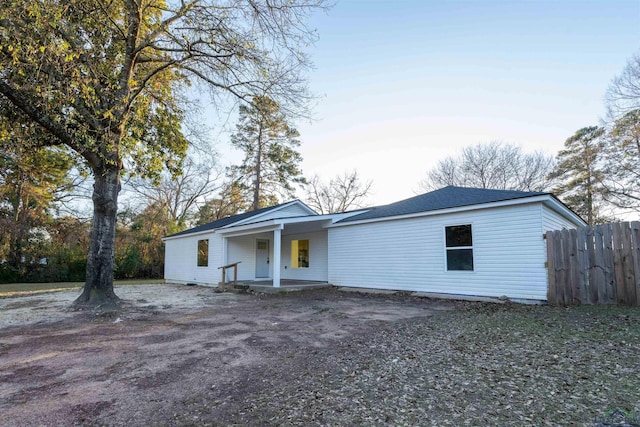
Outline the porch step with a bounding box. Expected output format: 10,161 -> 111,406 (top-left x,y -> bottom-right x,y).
248,282 -> 331,294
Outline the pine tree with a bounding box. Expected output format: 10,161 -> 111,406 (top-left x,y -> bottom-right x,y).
549,127 -> 607,225
230,96 -> 305,210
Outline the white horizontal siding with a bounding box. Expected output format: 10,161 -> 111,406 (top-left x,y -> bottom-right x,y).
542,205 -> 580,232
281,231 -> 328,281
328,204 -> 548,300
227,232 -> 273,280
164,232 -> 222,286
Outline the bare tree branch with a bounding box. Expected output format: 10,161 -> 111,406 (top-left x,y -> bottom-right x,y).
417,141 -> 555,193
305,170 -> 373,214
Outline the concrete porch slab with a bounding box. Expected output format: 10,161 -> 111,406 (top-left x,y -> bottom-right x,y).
411,292 -> 508,304
230,280 -> 332,294
337,287 -> 399,295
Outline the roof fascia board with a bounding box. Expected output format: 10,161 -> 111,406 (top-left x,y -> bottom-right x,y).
232,200 -> 317,226
218,223 -> 284,238
272,211 -> 365,225
217,219 -> 279,234
162,229 -> 217,242
542,197 -> 588,227
220,211 -> 362,231
328,195 -> 556,227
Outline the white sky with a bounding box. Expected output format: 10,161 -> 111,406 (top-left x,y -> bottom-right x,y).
210,0 -> 640,207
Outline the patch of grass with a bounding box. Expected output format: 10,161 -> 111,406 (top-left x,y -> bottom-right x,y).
0,279 -> 165,295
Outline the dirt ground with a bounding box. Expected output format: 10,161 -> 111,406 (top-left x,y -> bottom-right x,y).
2,284 -> 639,426
0,284 -> 447,426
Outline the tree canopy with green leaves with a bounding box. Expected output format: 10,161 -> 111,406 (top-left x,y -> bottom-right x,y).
229,95 -> 305,210
0,139 -> 72,268
0,0 -> 324,307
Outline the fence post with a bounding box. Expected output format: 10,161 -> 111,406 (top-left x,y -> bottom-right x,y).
546,231 -> 556,304
576,227 -> 589,304
620,222 -> 637,305
612,222 -> 627,304
602,223 -> 616,304
592,225 -> 606,304
631,221 -> 640,306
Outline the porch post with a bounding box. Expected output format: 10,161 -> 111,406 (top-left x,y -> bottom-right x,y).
273,227 -> 282,288
221,236 -> 228,288
221,236 -> 228,265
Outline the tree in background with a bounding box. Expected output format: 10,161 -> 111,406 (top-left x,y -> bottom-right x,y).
418,142 -> 555,192
600,51 -> 640,212
305,170 -> 373,214
127,154 -> 222,230
548,127 -> 608,225
605,52 -> 640,120
114,204 -> 172,280
601,110 -> 640,211
36,217 -> 91,284
229,95 -> 306,210
0,136 -> 72,269
195,181 -> 248,225
0,0 -> 324,307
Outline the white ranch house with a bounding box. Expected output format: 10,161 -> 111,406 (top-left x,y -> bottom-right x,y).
163,186 -> 586,302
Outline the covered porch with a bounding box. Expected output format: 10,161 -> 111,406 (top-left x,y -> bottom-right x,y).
216,215 -> 334,288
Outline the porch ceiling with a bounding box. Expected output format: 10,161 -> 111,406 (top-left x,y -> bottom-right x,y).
281,220 -> 329,235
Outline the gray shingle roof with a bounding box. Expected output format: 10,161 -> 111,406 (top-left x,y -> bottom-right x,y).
337,186 -> 548,223
164,201 -> 295,238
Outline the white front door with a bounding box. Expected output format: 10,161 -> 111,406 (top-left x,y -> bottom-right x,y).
255,239 -> 270,278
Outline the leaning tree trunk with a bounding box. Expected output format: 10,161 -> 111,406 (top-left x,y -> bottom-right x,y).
74,166 -> 121,308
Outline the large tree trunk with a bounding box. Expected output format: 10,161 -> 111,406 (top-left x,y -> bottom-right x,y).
7,180 -> 26,268
73,166 -> 121,308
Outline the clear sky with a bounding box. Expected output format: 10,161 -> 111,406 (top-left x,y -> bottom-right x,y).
218,0 -> 640,206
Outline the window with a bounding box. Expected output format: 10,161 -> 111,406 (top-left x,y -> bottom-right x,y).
445,225 -> 473,271
197,239 -> 209,267
291,239 -> 309,268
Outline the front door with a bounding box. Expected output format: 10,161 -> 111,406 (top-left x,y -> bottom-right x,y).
255,239 -> 270,278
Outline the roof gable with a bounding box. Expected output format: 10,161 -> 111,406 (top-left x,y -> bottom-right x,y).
164,200 -> 315,239
337,186 -> 548,223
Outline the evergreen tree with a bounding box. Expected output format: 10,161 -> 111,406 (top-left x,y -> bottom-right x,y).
230,96 -> 306,210
549,127 -> 607,225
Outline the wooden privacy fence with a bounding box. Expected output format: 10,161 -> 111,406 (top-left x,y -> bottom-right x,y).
545,221 -> 640,306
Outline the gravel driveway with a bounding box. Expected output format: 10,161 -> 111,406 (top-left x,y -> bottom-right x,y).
1,284 -> 639,426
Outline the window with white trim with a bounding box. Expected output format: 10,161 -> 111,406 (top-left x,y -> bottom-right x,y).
445,225 -> 473,271
197,239 -> 209,267
291,239 -> 309,268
